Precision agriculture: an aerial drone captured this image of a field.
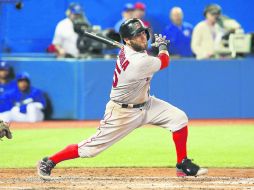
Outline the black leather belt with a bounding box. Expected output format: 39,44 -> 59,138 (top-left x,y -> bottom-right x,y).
114,101 -> 146,108
121,102 -> 146,108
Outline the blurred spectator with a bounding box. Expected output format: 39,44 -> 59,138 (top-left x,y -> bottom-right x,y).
0,61 -> 16,94
8,72 -> 47,122
52,3 -> 90,58
162,7 -> 193,57
114,3 -> 134,32
0,61 -> 16,122
191,4 -> 224,59
133,2 -> 150,27
215,6 -> 243,57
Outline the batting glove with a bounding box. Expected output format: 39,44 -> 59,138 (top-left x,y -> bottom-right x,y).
152,34 -> 170,51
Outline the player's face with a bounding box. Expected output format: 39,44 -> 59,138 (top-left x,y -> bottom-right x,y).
18,80 -> 29,92
69,13 -> 83,21
206,12 -> 219,24
170,10 -> 183,26
0,70 -> 9,79
126,31 -> 148,52
123,10 -> 134,20
133,9 -> 145,19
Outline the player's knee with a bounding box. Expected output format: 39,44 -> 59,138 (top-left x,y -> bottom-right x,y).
180,111 -> 188,123
78,147 -> 102,158
27,112 -> 44,122
174,110 -> 188,126
27,103 -> 37,112
88,151 -> 100,158
28,117 -> 43,123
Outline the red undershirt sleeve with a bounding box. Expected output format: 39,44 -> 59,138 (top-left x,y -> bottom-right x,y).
158,53 -> 170,70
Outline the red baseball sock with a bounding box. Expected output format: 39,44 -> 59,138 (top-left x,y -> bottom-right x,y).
172,126 -> 188,164
49,144 -> 79,164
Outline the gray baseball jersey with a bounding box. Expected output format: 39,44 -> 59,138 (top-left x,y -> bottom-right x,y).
110,46 -> 161,104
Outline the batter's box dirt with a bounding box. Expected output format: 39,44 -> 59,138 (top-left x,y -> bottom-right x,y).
0,168 -> 254,190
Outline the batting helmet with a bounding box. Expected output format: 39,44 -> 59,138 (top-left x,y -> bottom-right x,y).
119,18 -> 150,44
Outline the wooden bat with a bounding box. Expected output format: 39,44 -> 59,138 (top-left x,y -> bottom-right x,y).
83,31 -> 123,48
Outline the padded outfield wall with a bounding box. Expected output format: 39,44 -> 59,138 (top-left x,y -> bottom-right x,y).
1,57 -> 254,120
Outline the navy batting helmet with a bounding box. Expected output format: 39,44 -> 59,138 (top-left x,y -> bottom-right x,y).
119,18 -> 150,44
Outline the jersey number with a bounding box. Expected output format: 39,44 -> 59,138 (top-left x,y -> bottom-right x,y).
113,60 -> 129,88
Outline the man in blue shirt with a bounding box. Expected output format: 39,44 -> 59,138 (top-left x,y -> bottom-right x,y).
0,61 -> 16,95
9,72 -> 47,122
162,7 -> 193,57
114,3 -> 134,32
0,61 -> 16,122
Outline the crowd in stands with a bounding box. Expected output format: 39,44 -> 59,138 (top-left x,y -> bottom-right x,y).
0,61 -> 46,123
49,2 -> 242,59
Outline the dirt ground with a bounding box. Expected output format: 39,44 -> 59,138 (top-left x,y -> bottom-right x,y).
1,168 -> 254,190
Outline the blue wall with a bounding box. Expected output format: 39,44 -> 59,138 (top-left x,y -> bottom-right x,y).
2,57 -> 254,119
0,0 -> 254,52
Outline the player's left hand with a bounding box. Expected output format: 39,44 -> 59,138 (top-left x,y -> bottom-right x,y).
151,34 -> 170,48
0,120 -> 12,140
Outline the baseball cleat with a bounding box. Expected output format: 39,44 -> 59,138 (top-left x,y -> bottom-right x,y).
176,157 -> 208,177
37,157 -> 56,180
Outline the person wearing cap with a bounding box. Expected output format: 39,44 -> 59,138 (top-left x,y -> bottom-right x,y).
0,61 -> 16,122
162,7 -> 193,57
191,4 -> 224,59
0,61 -> 16,94
133,2 -> 150,27
132,2 -> 154,52
114,3 -> 134,32
52,2 -> 90,58
7,72 -> 47,122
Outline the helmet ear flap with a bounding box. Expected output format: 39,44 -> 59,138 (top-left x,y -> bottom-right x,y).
145,29 -> 150,41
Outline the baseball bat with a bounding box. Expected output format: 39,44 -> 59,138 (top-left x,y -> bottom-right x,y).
83,31 -> 123,48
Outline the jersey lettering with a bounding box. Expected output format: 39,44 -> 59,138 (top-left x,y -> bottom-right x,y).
121,60 -> 129,71
116,63 -> 121,74
112,70 -> 118,88
112,48 -> 130,88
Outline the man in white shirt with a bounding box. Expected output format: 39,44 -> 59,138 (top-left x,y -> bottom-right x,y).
52,3 -> 90,58
191,4 -> 224,59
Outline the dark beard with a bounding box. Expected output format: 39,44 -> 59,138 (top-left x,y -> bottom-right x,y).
130,41 -> 148,52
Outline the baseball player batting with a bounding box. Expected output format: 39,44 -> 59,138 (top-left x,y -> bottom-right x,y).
37,18 -> 208,179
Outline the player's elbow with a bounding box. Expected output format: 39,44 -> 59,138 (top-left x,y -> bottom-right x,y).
158,53 -> 170,70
